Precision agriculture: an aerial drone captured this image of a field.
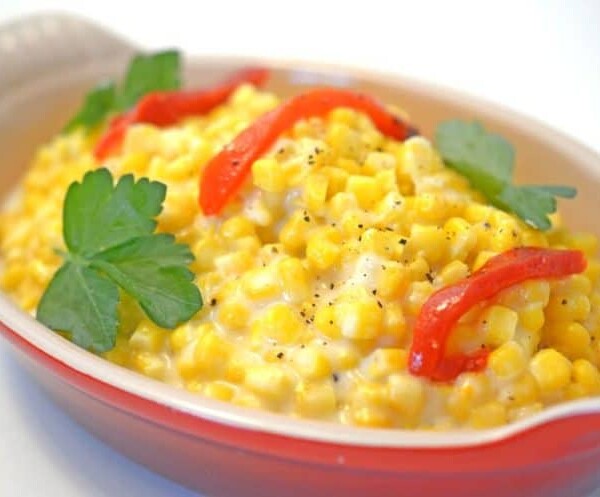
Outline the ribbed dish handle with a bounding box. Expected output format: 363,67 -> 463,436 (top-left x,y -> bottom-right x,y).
0,12 -> 134,94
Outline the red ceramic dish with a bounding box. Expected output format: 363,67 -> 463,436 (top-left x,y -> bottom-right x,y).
2,13 -> 600,497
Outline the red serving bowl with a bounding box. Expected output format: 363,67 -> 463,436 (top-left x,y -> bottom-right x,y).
2,13 -> 600,497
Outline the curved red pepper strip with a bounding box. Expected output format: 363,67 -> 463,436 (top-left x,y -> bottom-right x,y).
94,67 -> 270,161
199,88 -> 418,215
408,247 -> 587,382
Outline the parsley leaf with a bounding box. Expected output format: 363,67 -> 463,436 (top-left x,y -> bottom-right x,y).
37,263 -> 119,351
63,168 -> 166,256
434,120 -> 577,231
117,50 -> 181,111
63,50 -> 181,133
37,168 -> 202,352
90,235 -> 199,329
63,82 -> 117,133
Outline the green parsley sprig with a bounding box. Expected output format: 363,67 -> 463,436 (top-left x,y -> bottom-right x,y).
37,168 -> 202,352
434,120 -> 576,231
63,50 -> 181,133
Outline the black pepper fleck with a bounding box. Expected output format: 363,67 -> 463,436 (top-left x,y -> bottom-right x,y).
562,299 -> 568,305
329,283 -> 335,290
399,238 -> 407,245
277,352 -> 284,359
210,298 -> 217,306
332,373 -> 339,382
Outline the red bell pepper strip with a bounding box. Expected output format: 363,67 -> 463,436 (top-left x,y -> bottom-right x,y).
199,88 -> 418,215
94,67 -> 269,160
409,247 -> 587,382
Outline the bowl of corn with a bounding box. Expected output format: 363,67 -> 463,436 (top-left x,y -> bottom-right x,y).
1,13 -> 600,497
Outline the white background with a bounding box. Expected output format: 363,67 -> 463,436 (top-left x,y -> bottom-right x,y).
0,1 -> 599,496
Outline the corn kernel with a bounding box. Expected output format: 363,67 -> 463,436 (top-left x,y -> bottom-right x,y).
303,173 -> 329,212
346,175 -> 381,209
217,300 -> 251,330
498,373 -> 539,406
306,235 -> 341,270
129,321 -> 166,353
376,262 -> 408,299
382,302 -> 407,341
468,401 -> 507,429
295,381 -> 337,418
241,266 -> 281,300
335,293 -> 383,340
244,365 -> 292,402
251,303 -> 304,344
220,215 -> 256,239
530,349 -> 572,393
365,349 -> 408,380
518,307 -> 545,332
252,158 -> 286,192
545,322 -> 592,361
481,305 -> 518,347
488,341 -> 526,379
314,305 -> 341,339
204,381 -> 236,402
572,359 -> 600,395
278,257 -> 310,302
388,373 -> 425,421
436,260 -> 470,286
292,346 -> 332,380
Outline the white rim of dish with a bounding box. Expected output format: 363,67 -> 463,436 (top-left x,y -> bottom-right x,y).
2,12 -> 600,451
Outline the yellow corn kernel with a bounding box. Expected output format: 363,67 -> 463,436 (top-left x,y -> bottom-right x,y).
472,250 -> 498,271
292,346 -> 332,380
405,281 -> 434,316
192,233 -> 224,272
252,158 -> 286,192
244,365 -> 292,403
365,349 -> 408,380
314,305 -> 341,339
193,330 -> 233,377
251,303 -> 304,345
530,349 -> 572,393
518,307 -> 545,332
328,191 -> 358,219
130,351 -> 166,380
346,175 -> 381,209
326,342 -> 361,370
382,302 -> 407,341
278,257 -> 310,302
447,373 -> 491,422
119,151 -> 150,176
400,136 -> 444,177
444,217 -> 476,262
334,294 -> 383,340
408,224 -> 448,264
279,210 -> 309,252
546,294 -> 591,323
321,166 -> 349,195
365,151 -> 396,171
220,215 -> 256,239
374,169 -> 398,197
303,173 -> 329,212
481,305 -> 518,347
203,381 -> 236,402
545,322 -> 592,361
217,300 -> 251,330
573,359 -> 600,394
169,324 -> 200,353
129,322 -> 166,353
350,406 -> 394,428
231,391 -> 264,410
468,401 -> 507,429
488,341 -> 527,379
306,235 -> 341,270
241,266 -> 281,300
214,250 -> 254,276
498,373 -> 539,406
436,260 -> 470,286
326,122 -> 362,158
295,381 -> 337,418
376,261 -> 408,299
387,373 -> 425,422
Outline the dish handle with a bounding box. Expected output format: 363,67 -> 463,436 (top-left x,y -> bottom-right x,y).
0,12 -> 135,94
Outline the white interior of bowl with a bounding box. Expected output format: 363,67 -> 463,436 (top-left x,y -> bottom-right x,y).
2,12 -> 600,449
